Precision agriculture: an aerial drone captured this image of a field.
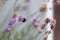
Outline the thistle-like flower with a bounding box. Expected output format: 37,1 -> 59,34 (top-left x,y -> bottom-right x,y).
33,18 -> 37,23
8,18 -> 16,25
18,16 -> 26,22
5,25 -> 11,32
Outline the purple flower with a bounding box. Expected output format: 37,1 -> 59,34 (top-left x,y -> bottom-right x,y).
18,16 -> 24,22
8,18 -> 16,25
6,25 -> 11,31
32,18 -> 37,24
32,18 -> 38,27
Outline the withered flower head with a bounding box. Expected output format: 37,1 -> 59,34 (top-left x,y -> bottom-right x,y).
50,19 -> 56,30
12,12 -> 17,18
33,22 -> 40,28
44,17 -> 50,24
39,3 -> 47,12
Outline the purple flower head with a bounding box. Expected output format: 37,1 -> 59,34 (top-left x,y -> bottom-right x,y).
6,25 -> 11,31
18,16 -> 24,22
33,18 -> 37,24
8,18 -> 16,25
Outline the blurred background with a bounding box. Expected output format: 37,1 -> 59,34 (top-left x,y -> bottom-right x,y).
0,0 -> 59,40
